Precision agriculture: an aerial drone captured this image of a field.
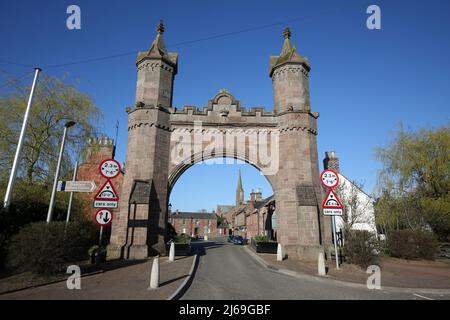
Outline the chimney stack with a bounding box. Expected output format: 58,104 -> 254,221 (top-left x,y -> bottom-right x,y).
323,150 -> 340,173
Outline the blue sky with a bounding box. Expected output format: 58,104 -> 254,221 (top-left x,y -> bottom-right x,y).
1,0 -> 449,211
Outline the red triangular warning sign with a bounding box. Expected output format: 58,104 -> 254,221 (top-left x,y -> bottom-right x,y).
321,189 -> 343,209
94,179 -> 119,201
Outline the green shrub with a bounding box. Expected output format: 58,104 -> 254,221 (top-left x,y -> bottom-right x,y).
174,234 -> 191,244
386,229 -> 438,260
7,220 -> 97,275
344,230 -> 379,268
254,235 -> 272,242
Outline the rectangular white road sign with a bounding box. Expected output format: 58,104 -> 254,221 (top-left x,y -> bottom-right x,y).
58,181 -> 96,192
323,208 -> 343,216
93,200 -> 118,209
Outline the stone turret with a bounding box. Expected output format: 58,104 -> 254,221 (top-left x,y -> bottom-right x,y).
108,21 -> 176,259
270,27 -> 311,113
135,20 -> 178,108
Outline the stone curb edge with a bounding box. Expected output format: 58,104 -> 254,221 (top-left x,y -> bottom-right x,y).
167,249 -> 199,300
0,270 -> 104,296
243,246 -> 450,295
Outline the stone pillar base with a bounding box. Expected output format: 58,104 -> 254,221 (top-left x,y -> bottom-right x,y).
124,244 -> 148,259
284,245 -> 325,261
106,243 -> 124,260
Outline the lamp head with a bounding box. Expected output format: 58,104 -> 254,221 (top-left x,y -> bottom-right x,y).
64,121 -> 76,128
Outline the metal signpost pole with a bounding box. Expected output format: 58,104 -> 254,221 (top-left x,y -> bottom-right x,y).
332,215 -> 340,270
65,161 -> 78,224
99,226 -> 103,246
3,68 -> 41,209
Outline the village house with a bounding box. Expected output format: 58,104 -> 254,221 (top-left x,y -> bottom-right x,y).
169,210 -> 218,238
322,151 -> 377,240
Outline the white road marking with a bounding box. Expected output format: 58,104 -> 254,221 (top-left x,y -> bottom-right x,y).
413,293 -> 434,300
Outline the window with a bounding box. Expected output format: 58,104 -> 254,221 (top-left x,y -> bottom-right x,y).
182,219 -> 185,225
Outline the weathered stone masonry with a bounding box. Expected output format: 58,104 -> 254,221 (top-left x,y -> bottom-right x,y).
107,22 -> 332,261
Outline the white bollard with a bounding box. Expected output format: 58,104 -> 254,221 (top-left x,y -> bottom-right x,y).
169,242 -> 175,262
148,256 -> 159,290
318,251 -> 326,276
276,243 -> 284,261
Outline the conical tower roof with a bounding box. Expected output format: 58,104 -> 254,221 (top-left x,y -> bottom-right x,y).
269,27 -> 310,76
136,20 -> 178,72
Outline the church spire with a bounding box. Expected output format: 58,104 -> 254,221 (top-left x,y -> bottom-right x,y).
236,170 -> 244,206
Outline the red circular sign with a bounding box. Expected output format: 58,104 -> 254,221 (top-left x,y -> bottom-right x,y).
99,159 -> 121,179
94,209 -> 113,227
320,169 -> 339,189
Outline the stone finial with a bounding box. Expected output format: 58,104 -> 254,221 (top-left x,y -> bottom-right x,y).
282,27 -> 291,39
156,20 -> 165,35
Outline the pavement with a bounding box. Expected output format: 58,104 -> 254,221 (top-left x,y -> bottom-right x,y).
180,240 -> 450,300
0,255 -> 195,300
3,239 -> 449,300
254,248 -> 450,290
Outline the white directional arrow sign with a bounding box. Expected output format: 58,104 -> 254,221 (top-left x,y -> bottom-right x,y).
58,181 -> 96,192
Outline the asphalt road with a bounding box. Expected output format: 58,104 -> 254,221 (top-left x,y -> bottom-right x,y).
181,240 -> 450,300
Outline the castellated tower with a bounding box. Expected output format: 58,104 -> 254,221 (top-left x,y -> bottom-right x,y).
108,21 -> 177,259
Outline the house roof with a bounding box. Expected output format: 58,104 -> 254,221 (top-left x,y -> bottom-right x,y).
338,173 -> 375,201
170,212 -> 217,220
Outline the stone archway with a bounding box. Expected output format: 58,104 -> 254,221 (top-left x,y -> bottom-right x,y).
107,22 -> 332,261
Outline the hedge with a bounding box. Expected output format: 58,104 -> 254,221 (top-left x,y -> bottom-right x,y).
386,229 -> 437,260
7,220 -> 97,275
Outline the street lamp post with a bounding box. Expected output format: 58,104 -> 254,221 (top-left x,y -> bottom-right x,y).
46,121 -> 76,223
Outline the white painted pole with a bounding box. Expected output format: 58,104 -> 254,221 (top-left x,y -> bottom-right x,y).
3,68 -> 41,209
65,161 -> 78,224
332,215 -> 340,270
169,241 -> 175,262
149,256 -> 160,289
